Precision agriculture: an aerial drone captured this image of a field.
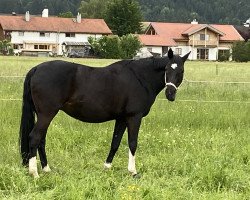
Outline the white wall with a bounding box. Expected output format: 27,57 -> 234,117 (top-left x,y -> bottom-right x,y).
144,46 -> 163,56
10,31 -> 103,55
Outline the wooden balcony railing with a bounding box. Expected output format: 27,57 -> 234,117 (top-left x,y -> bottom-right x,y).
189,40 -> 218,46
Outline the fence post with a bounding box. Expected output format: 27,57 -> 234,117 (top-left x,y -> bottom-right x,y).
215,63 -> 219,76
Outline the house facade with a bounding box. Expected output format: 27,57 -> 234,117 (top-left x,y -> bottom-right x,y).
138,21 -> 244,60
0,9 -> 112,56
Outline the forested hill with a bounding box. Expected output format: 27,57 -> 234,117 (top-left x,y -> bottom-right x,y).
138,0 -> 250,25
0,0 -> 249,25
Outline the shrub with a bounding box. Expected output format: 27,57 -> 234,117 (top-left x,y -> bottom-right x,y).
232,41 -> 250,62
88,34 -> 141,59
218,50 -> 230,62
0,39 -> 11,55
120,34 -> 142,59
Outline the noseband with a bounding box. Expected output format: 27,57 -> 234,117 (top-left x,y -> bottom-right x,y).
164,69 -> 178,90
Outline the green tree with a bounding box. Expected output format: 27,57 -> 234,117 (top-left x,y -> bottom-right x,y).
58,11 -> 74,18
78,0 -> 109,18
105,0 -> 143,36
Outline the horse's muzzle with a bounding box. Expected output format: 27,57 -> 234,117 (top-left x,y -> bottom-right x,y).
165,87 -> 176,102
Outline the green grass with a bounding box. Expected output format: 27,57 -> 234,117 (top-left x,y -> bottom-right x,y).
0,56 -> 250,199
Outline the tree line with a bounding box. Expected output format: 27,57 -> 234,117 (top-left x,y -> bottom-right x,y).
0,0 -> 249,25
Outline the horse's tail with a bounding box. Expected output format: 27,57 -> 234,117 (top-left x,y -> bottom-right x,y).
19,67 -> 37,166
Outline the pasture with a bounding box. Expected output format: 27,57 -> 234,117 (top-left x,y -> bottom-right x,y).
0,56 -> 249,199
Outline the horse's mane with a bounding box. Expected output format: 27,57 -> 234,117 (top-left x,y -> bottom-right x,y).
110,56 -> 168,69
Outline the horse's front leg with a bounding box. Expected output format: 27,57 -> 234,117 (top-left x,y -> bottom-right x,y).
104,118 -> 126,169
126,114 -> 142,176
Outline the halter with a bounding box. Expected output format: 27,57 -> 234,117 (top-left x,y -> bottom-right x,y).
164,69 -> 178,90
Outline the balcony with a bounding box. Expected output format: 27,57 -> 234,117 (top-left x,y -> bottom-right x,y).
189,39 -> 218,47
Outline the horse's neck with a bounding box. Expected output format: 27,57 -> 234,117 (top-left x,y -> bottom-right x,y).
131,58 -> 166,96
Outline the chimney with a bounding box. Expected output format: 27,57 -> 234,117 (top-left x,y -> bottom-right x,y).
244,18 -> 250,27
25,11 -> 30,22
42,8 -> 49,18
77,12 -> 81,23
191,19 -> 198,25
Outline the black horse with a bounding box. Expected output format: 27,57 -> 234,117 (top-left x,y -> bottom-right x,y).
19,49 -> 190,178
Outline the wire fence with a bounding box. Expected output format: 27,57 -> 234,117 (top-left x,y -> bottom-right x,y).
0,76 -> 250,104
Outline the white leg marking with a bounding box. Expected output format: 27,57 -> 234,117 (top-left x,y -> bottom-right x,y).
128,150 -> 137,175
104,162 -> 112,169
42,164 -> 51,173
29,156 -> 39,178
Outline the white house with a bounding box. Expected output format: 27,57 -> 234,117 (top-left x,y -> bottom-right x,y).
138,21 -> 244,60
0,9 -> 112,56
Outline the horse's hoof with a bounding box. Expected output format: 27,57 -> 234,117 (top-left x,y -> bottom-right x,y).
42,165 -> 51,173
104,162 -> 112,169
29,171 -> 40,178
132,173 -> 141,179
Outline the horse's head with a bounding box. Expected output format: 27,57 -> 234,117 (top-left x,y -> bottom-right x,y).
164,49 -> 190,101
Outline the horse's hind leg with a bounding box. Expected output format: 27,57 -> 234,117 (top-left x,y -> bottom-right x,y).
29,113 -> 55,177
127,115 -> 142,176
38,136 -> 51,172
104,118 -> 126,169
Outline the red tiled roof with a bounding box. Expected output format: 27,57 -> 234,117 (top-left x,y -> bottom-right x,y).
148,22 -> 243,41
138,34 -> 176,46
212,24 -> 243,41
0,15 -> 112,34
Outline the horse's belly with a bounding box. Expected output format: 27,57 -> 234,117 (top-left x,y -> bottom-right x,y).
61,102 -> 117,123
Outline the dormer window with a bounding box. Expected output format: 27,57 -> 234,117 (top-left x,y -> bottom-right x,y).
65,33 -> 75,37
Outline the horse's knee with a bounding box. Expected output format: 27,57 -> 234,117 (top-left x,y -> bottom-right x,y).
129,141 -> 137,155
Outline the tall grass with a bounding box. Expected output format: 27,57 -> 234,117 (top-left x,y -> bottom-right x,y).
0,56 -> 249,199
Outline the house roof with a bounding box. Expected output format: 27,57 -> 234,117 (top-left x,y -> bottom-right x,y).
146,22 -> 244,42
212,24 -> 244,41
138,34 -> 176,47
0,15 -> 112,34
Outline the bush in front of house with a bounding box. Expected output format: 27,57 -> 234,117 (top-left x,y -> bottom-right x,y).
232,41 -> 250,62
218,50 -> 231,62
0,39 -> 12,55
88,34 -> 142,59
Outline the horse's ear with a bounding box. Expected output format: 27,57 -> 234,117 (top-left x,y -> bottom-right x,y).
182,51 -> 191,62
168,48 -> 174,59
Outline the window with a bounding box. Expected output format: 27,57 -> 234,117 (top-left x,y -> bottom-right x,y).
13,44 -> 18,49
197,48 -> 209,60
18,32 -> 24,36
200,34 -> 209,41
65,33 -> 75,37
40,32 -> 50,37
39,45 -> 47,49
175,48 -> 182,55
34,44 -> 49,50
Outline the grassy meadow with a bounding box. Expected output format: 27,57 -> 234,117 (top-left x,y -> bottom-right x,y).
0,56 -> 249,199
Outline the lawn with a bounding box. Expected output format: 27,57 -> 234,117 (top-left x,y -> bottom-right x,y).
0,56 -> 249,199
